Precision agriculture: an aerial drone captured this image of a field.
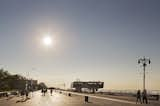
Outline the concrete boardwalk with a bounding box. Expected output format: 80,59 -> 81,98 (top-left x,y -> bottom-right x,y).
0,91 -> 159,106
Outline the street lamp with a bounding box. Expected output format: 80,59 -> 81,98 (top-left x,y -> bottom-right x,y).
138,56 -> 151,90
25,72 -> 29,91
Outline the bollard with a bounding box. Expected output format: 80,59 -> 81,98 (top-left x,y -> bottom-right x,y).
85,96 -> 88,102
68,93 -> 71,96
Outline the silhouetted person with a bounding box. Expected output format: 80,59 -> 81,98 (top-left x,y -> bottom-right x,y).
30,88 -> 33,97
85,96 -> 89,102
142,89 -> 148,104
20,90 -> 25,100
45,88 -> 48,93
50,89 -> 53,96
25,89 -> 29,99
41,88 -> 43,96
136,89 -> 142,104
44,88 -> 47,96
41,88 -> 45,96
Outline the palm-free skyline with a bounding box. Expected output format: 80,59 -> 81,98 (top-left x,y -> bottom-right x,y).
0,0 -> 160,90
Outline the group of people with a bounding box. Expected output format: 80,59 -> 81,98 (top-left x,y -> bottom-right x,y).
41,88 -> 53,96
41,88 -> 47,96
136,89 -> 148,104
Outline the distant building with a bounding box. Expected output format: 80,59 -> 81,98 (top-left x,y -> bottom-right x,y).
71,81 -> 104,93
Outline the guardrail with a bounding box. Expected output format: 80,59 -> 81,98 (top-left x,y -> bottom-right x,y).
0,92 -> 8,97
148,95 -> 159,101
0,91 -> 19,98
58,89 -> 160,101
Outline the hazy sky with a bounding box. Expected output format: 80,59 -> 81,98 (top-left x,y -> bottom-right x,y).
0,0 -> 160,90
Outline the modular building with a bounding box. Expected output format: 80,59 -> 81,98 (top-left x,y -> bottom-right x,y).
71,81 -> 104,93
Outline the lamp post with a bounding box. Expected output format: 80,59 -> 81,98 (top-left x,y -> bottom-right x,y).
25,72 -> 29,91
138,56 -> 151,90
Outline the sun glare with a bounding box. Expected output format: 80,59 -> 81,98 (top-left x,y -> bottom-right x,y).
43,35 -> 52,46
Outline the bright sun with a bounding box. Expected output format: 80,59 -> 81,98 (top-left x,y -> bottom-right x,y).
43,36 -> 52,46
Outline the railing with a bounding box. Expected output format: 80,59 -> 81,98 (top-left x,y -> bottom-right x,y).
0,92 -> 8,97
0,91 -> 19,98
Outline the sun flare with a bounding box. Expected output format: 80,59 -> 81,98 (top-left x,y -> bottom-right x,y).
43,35 -> 52,46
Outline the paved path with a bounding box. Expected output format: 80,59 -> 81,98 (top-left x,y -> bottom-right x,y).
62,90 -> 136,104
0,91 -> 159,106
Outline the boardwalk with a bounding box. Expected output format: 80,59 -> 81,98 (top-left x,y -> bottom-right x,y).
0,91 -> 160,106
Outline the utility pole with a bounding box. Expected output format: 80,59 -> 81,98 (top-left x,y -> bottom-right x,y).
138,56 -> 151,90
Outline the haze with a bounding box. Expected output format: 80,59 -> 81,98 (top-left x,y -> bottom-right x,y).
0,0 -> 160,90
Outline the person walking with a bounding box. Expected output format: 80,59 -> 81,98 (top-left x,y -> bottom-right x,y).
25,89 -> 29,99
136,89 -> 142,104
20,90 -> 25,100
142,89 -> 148,104
50,89 -> 53,96
41,88 -> 43,96
41,88 -> 44,96
44,88 -> 47,96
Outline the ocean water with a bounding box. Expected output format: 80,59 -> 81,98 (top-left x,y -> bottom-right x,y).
99,89 -> 160,95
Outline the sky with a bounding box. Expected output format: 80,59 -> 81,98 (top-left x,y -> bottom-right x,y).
0,0 -> 160,90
